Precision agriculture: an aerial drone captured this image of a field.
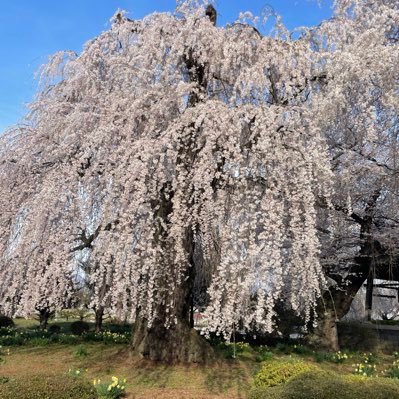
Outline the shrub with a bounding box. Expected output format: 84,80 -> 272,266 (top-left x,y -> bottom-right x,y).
86,331 -> 130,345
236,341 -> 251,352
70,321 -> 90,335
313,351 -> 333,363
93,376 -> 127,399
0,375 -> 97,399
384,360 -> 399,379
0,333 -> 25,346
291,344 -> 312,356
219,343 -> 236,359
253,360 -> 319,388
0,327 -> 14,337
106,324 -> 131,334
220,341 -> 251,358
27,337 -> 52,346
275,343 -> 292,354
353,362 -> 377,377
48,324 -> 61,334
75,345 -> 88,358
57,333 -> 81,345
212,340 -> 250,359
248,370 -> 399,399
363,352 -> 378,364
255,351 -> 274,363
254,345 -> 274,362
82,330 -> 129,344
0,316 -> 14,328
331,351 -> 349,364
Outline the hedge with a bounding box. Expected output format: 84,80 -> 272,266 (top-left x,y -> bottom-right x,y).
249,370 -> 399,399
0,375 -> 97,399
253,360 -> 319,388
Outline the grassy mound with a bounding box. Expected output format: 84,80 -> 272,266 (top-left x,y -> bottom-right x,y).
249,370 -> 399,399
253,359 -> 319,388
0,375 -> 97,399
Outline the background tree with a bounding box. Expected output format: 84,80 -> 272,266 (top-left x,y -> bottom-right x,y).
309,0 -> 399,349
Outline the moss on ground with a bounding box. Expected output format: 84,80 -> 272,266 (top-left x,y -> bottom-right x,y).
249,369 -> 399,399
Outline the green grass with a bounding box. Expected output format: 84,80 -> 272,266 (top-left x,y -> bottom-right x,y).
13,318 -> 40,329
3,320 -> 399,398
0,375 -> 96,399
0,344 -> 256,398
0,321 -> 131,347
248,370 -> 399,399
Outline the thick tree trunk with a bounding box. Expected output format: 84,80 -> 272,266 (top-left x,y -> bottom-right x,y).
310,193 -> 387,349
95,306 -> 104,332
38,308 -> 52,330
310,284 -> 360,350
132,315 -> 213,363
311,309 -> 339,350
310,254 -> 373,350
132,227 -> 214,363
311,247 -> 395,349
132,262 -> 213,363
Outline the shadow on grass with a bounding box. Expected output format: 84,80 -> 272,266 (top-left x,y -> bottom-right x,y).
201,359 -> 255,396
132,363 -> 174,388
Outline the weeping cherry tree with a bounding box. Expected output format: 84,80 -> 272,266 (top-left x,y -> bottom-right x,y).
2,0 -> 394,360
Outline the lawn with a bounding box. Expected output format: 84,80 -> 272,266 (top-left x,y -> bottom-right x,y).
2,320 -> 399,398
1,343 -> 256,398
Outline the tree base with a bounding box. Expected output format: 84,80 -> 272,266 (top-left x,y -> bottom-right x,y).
132,318 -> 214,363
307,311 -> 339,351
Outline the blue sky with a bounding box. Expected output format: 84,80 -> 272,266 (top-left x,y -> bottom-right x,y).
0,0 -> 333,133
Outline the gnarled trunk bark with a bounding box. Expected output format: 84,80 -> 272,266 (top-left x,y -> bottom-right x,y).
310,280 -> 365,350
132,315 -> 213,363
131,226 -> 213,363
312,309 -> 339,350
310,191 -> 387,349
310,191 -> 394,349
131,247 -> 214,363
95,306 -> 104,332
